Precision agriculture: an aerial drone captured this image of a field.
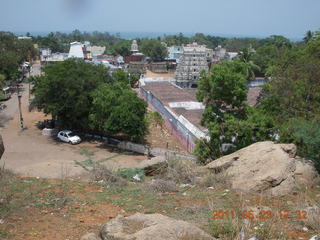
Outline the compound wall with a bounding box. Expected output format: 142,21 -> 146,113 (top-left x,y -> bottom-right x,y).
140,87 -> 197,153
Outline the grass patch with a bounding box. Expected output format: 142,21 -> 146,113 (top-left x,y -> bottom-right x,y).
116,168 -> 145,182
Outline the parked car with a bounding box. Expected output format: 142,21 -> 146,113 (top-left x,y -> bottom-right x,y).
57,130 -> 81,144
0,103 -> 6,110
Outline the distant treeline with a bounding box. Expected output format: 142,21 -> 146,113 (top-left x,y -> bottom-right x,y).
30,29 -> 302,57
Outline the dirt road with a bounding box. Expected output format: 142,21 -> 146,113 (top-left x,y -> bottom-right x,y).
0,66 -> 147,179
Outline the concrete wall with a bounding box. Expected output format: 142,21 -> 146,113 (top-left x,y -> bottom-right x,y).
140,87 -> 197,153
83,134 -> 196,161
117,140 -> 196,161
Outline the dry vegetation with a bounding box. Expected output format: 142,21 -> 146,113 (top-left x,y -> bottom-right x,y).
0,160 -> 319,240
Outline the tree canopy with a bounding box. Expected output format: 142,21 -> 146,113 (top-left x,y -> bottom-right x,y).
0,31 -> 37,81
140,39 -> 168,61
195,60 -> 274,162
32,58 -> 148,141
89,83 -> 147,141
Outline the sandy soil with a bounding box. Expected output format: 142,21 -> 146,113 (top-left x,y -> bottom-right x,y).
144,70 -> 175,78
0,65 -> 185,179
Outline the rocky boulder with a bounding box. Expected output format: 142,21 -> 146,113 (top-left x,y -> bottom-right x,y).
206,141 -> 319,195
0,135 -> 4,159
99,213 -> 215,240
80,233 -> 101,240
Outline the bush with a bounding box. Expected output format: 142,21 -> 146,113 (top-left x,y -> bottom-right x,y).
280,118 -> 320,171
147,111 -> 164,129
196,171 -> 231,189
35,121 -> 45,130
90,166 -> 127,188
147,179 -> 178,193
165,158 -> 197,184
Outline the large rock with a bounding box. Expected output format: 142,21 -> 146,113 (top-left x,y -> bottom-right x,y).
80,233 -> 101,240
100,213 -> 215,240
0,135 -> 4,159
206,141 -> 319,195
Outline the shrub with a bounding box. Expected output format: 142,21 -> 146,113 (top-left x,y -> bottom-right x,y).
147,179 -> 178,193
280,118 -> 320,171
165,158 -> 197,184
197,171 -> 231,189
90,166 -> 127,188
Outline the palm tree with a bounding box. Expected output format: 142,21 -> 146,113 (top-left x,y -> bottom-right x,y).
238,46 -> 260,81
303,30 -> 314,43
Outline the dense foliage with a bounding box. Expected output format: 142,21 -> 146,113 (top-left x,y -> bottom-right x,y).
89,83 -> 147,141
196,30 -> 320,171
31,30 -> 297,61
140,39 -> 168,61
32,58 -> 147,141
195,60 -> 274,162
259,32 -> 320,169
0,32 -> 37,81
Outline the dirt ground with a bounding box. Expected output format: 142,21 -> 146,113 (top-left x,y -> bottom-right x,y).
1,176 -> 318,240
0,66 -> 186,179
144,70 -> 175,78
0,85 -> 147,178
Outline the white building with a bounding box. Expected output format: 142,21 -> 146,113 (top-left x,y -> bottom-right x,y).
88,46 -> 106,57
68,42 -> 85,59
175,42 -> 209,88
167,46 -> 183,62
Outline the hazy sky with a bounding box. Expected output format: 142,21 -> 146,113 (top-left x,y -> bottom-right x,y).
1,0 -> 319,39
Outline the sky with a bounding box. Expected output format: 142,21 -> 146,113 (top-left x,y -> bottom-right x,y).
1,0 -> 319,39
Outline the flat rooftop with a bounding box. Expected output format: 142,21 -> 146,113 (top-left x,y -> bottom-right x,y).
142,81 -> 262,132
142,82 -> 205,130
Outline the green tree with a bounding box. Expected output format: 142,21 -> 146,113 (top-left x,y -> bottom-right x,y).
32,58 -> 148,141
258,33 -> 320,171
0,32 -> 36,80
280,118 -> 320,170
0,74 -> 5,98
195,60 -> 274,162
303,30 -> 314,43
109,40 -> 131,56
89,83 -> 148,141
237,47 -> 260,80
32,58 -> 111,129
140,39 -> 168,61
251,45 -> 279,76
260,35 -> 320,121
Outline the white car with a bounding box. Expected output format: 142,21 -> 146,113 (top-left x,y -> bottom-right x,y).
57,130 -> 81,144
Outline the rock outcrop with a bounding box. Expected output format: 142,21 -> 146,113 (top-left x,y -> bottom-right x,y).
99,213 -> 215,240
206,141 -> 319,195
80,233 -> 101,240
0,135 -> 4,159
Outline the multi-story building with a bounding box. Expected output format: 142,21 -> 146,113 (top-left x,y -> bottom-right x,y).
175,42 -> 209,88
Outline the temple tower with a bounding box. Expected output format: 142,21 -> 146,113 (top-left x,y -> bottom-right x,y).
175,42 -> 209,88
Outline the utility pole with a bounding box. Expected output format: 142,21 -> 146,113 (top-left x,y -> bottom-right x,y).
17,85 -> 24,130
28,67 -> 31,102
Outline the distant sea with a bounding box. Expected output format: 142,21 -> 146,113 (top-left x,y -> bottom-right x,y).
12,30 -> 302,42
